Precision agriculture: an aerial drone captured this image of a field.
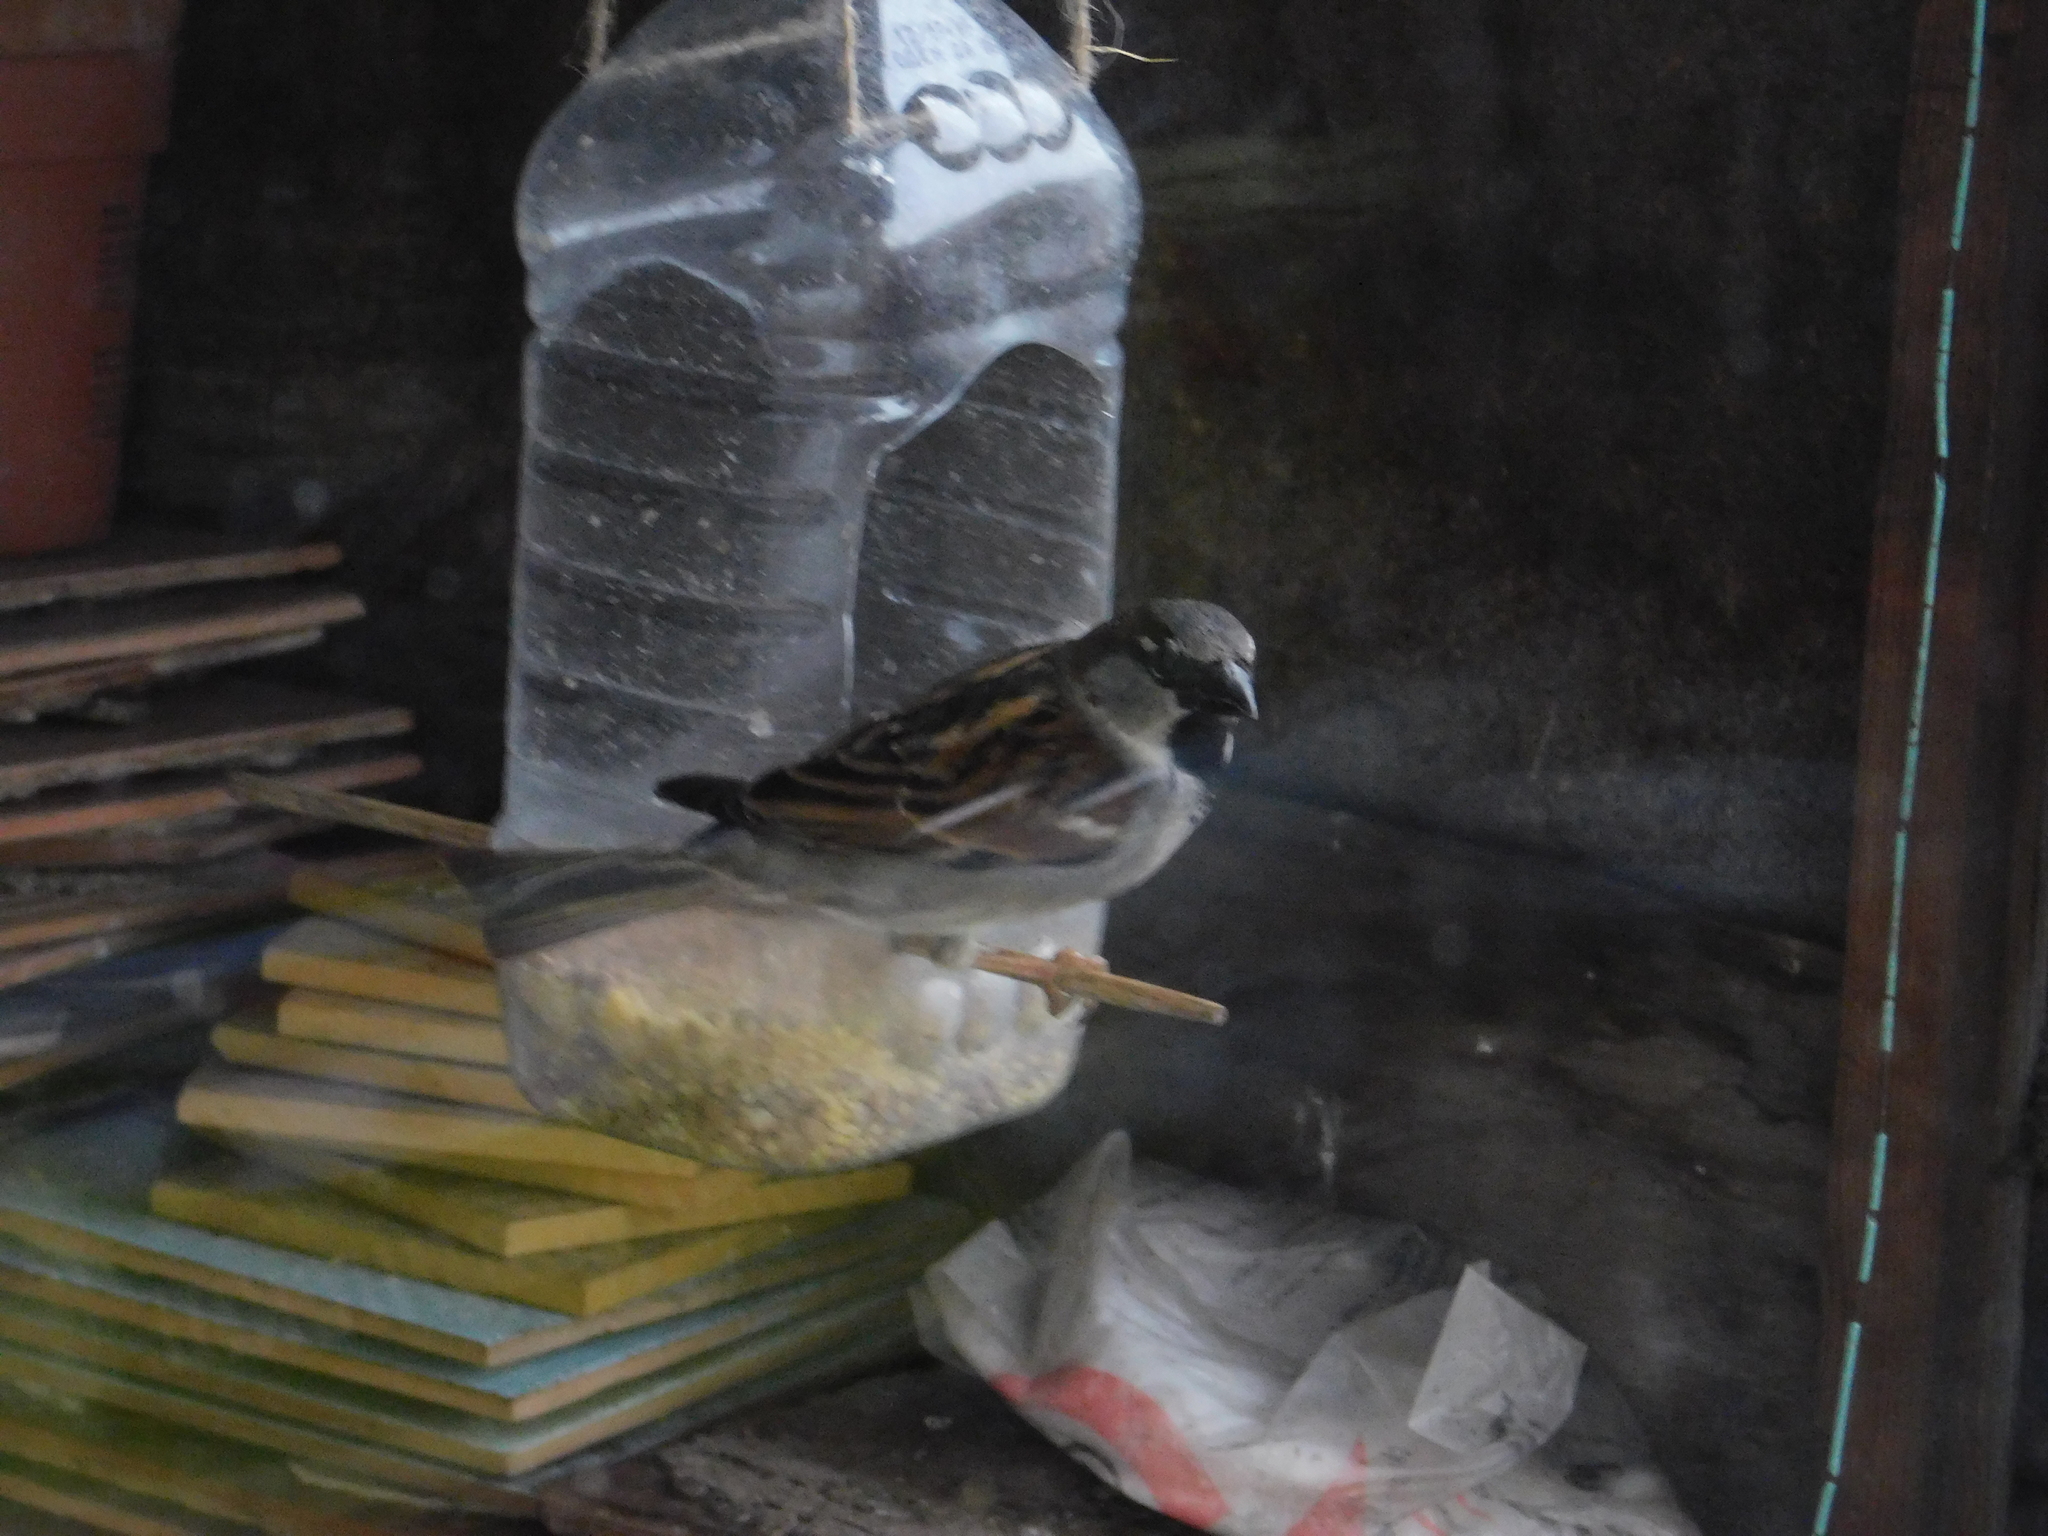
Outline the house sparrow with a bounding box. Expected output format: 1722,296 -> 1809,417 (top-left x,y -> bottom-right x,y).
454,600 -> 1255,957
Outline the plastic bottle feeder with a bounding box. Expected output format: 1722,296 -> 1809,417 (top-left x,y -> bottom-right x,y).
484,0 -> 1144,1171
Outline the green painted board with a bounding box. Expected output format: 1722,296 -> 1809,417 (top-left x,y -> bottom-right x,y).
0,1091 -> 964,1365
0,1450 -> 256,1536
0,1380 -> 454,1536
0,1313 -> 922,1511
0,1229 -> 938,1422
0,1330 -> 533,1514
0,1283 -> 912,1475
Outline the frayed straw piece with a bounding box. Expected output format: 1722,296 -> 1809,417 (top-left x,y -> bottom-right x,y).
582,0 -> 616,73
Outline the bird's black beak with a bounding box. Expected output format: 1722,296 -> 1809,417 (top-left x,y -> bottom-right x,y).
1183,660 -> 1257,720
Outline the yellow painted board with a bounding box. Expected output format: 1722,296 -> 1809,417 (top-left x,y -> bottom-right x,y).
150,1151 -> 860,1316
175,1064 -> 702,1179
0,1282 -> 912,1476
276,987 -> 508,1065
260,917 -> 499,1019
287,852 -> 488,964
210,1015 -> 535,1115
284,1146 -> 722,1211
0,1389 -> 413,1536
378,1152 -> 726,1212
246,1144 -> 912,1257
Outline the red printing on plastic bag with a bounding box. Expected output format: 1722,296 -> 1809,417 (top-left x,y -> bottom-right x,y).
992,1366 -> 1231,1527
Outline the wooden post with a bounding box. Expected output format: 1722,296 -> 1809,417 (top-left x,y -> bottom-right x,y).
1821,0 -> 2048,1530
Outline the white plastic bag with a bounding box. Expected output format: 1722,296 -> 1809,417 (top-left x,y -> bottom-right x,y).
918,1132 -> 1699,1536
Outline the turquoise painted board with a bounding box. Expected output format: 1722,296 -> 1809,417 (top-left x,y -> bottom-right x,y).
0,1284 -> 913,1475
0,1091 -> 964,1365
0,1230 -> 935,1420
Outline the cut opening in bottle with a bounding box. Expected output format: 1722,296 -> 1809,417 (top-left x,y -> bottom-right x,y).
854,343 -> 1115,713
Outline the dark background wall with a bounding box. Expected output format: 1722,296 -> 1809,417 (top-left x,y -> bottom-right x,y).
123,0 -> 1912,938
117,5 -> 1918,1531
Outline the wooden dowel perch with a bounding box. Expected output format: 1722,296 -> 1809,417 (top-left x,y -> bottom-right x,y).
975,947 -> 1227,1024
228,770 -> 492,848
229,773 -> 1229,1024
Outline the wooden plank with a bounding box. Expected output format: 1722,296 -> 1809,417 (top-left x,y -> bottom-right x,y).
209,1015 -> 535,1114
0,1230 -> 930,1423
0,747 -> 420,847
171,1066 -> 712,1180
150,1147 -> 857,1316
0,1093 -> 956,1367
0,629 -> 326,722
0,812 -> 329,868
1820,1 -> 2048,1532
0,857 -> 292,954
275,988 -> 507,1065
262,920 -> 498,1019
0,584 -> 363,680
241,1145 -> 911,1258
0,535 -> 341,616
0,684 -> 412,801
0,1281 -> 911,1475
287,853 -> 488,963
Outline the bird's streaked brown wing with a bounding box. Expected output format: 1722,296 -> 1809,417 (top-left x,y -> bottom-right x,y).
741,645 -> 1154,865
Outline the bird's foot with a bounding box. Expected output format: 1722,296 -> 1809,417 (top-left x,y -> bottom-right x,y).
890,933 -> 978,969
1040,948 -> 1110,1014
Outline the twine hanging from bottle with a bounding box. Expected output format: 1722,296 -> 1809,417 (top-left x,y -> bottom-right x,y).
580,0 -> 1103,92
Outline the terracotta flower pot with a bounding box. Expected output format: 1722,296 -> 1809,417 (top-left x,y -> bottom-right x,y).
0,2 -> 179,557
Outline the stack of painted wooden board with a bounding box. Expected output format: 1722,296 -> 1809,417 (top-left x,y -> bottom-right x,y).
0,850 -> 965,1533
0,530 -> 426,996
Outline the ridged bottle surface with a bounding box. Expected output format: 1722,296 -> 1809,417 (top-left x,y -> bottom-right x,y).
500,0 -> 1141,849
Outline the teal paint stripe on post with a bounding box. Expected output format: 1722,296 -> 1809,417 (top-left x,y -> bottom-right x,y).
1921,475 -> 1950,609
1814,1479 -> 1839,1535
1952,135 -> 1977,249
1935,287 -> 1956,457
1828,1320 -> 1864,1477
